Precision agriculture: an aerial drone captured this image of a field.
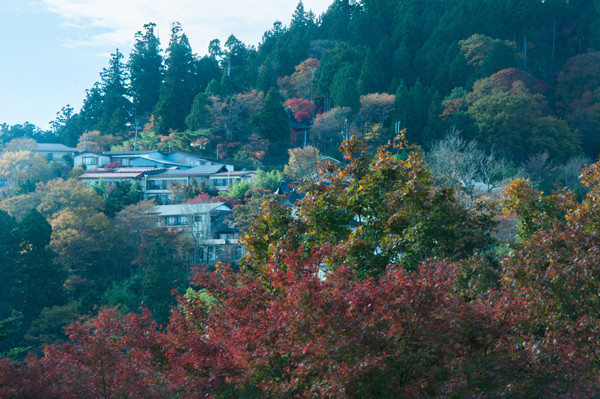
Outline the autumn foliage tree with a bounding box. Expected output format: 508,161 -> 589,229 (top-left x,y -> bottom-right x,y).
283,98 -> 316,124
6,143 -> 600,397
243,134 -> 496,276
0,254 -> 589,397
501,163 -> 600,385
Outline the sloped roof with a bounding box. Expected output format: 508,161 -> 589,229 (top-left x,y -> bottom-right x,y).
132,154 -> 184,166
152,165 -> 228,178
103,150 -> 154,156
36,143 -> 79,152
153,202 -> 231,216
320,156 -> 341,164
79,172 -> 144,179
211,170 -> 256,177
113,167 -> 165,174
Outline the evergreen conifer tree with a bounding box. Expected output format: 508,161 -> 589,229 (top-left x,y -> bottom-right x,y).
98,49 -> 132,135
254,88 -> 290,143
358,49 -> 379,95
142,240 -> 177,325
154,23 -> 198,135
129,23 -> 164,122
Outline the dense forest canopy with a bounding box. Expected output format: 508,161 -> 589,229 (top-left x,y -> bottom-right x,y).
1,0 -> 599,166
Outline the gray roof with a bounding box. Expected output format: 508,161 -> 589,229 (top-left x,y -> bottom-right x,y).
79,172 -> 144,179
36,143 -> 79,152
152,165 -> 228,178
153,202 -> 231,216
104,150 -> 155,156
211,170 -> 256,177
113,167 -> 165,174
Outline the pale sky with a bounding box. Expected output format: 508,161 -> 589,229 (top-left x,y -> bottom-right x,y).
0,0 -> 331,130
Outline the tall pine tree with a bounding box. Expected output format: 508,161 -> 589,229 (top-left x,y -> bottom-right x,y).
129,23 -> 164,123
153,23 -> 198,135
98,49 -> 132,135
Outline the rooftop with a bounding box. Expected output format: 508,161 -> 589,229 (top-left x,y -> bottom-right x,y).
105,150 -> 155,156
36,143 -> 79,152
79,172 -> 145,179
153,202 -> 231,216
153,165 -> 228,178
211,170 -> 257,177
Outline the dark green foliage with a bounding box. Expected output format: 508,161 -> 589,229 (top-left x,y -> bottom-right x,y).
15,210 -> 65,325
482,40 -> 520,76
129,23 -> 164,121
105,274 -> 143,313
50,105 -> 83,147
101,181 -> 143,217
254,88 -> 290,144
358,49 -> 379,95
319,0 -> 356,41
98,49 -> 132,135
0,209 -> 66,355
185,92 -> 210,131
195,55 -> 221,93
24,302 -> 80,354
0,211 -> 18,316
78,82 -> 104,132
153,23 -> 198,135
316,42 -> 362,100
142,240 -> 182,325
218,35 -> 258,95
331,63 -> 360,110
0,123 -> 52,146
0,314 -> 29,360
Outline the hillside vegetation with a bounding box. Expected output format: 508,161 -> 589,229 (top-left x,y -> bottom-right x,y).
2,1 -> 600,396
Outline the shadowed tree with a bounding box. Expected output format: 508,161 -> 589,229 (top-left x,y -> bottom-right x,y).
129,23 -> 164,122
154,23 -> 198,135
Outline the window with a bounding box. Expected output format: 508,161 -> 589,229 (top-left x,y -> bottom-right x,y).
147,180 -> 168,190
213,178 -> 228,186
232,245 -> 243,260
166,216 -> 177,226
82,156 -> 97,165
46,153 -> 53,161
165,216 -> 188,226
207,246 -> 220,261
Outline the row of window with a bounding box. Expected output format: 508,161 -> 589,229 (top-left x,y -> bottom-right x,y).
165,214 -> 220,226
165,216 -> 189,226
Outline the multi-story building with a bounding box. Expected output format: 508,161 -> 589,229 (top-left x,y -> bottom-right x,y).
153,202 -> 243,265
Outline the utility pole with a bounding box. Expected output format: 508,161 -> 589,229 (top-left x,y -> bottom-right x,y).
310,68 -> 315,102
133,110 -> 139,151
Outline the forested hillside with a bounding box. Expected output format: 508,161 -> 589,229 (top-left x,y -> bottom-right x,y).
4,1 -> 600,396
3,0 -> 600,166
